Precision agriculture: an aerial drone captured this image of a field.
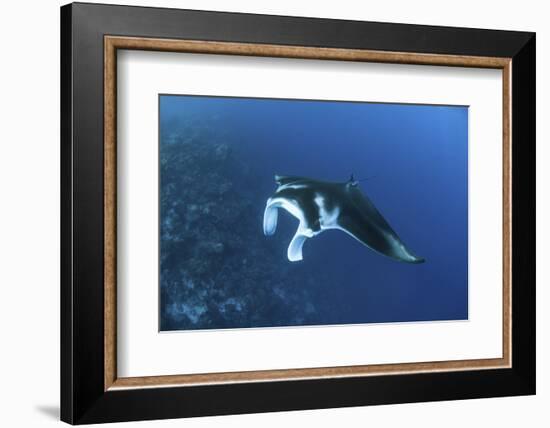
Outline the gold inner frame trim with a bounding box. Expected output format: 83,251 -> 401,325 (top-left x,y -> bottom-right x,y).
104,35 -> 512,391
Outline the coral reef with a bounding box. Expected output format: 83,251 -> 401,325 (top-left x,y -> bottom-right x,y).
159,126 -> 328,331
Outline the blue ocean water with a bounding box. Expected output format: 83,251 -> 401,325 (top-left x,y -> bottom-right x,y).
159,94 -> 468,331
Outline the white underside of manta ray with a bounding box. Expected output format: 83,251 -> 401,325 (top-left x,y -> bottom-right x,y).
263,175 -> 425,263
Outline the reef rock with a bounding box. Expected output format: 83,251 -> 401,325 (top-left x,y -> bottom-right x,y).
159,121 -> 326,331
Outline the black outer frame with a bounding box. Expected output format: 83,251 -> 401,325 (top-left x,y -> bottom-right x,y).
60,2 -> 535,424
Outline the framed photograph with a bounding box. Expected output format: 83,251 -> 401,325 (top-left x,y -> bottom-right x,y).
60,2 -> 535,424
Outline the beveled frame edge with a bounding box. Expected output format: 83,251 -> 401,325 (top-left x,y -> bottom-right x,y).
104,35 -> 512,392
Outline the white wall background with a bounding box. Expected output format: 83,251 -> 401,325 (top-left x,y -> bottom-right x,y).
0,0 -> 545,426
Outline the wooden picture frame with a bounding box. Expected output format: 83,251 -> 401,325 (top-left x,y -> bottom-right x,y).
61,2 -> 535,424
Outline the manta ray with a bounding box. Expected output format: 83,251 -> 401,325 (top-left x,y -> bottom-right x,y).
263,175 -> 425,263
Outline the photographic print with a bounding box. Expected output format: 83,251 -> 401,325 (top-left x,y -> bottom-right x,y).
62,7 -> 534,421
159,95 -> 468,331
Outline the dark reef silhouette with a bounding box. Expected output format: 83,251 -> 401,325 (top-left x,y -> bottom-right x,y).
159,125 -> 334,331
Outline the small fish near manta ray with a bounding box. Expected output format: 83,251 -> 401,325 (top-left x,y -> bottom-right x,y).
263,175 -> 425,264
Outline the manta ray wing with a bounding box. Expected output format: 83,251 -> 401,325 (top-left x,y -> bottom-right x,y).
336,186 -> 425,264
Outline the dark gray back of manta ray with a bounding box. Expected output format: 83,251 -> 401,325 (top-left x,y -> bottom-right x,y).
338,184 -> 425,263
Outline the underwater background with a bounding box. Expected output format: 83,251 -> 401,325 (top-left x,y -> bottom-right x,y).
159,95 -> 468,331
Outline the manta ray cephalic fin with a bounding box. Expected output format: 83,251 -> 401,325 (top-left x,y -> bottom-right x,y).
263,203 -> 278,236
287,226 -> 308,262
